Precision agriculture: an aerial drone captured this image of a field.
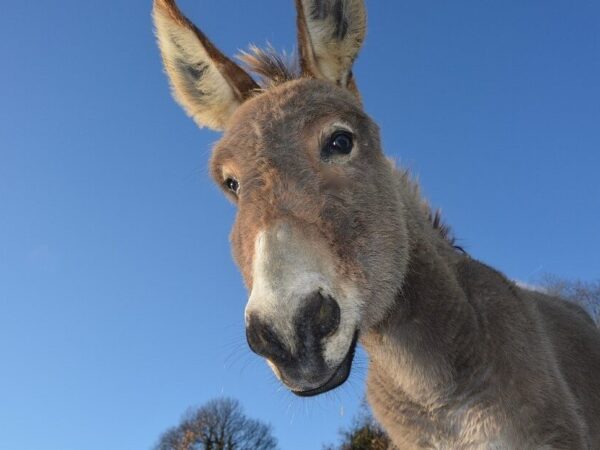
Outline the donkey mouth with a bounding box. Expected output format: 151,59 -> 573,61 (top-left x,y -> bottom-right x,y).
292,330 -> 359,397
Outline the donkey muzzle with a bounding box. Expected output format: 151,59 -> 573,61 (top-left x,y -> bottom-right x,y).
244,223 -> 360,395
245,292 -> 356,395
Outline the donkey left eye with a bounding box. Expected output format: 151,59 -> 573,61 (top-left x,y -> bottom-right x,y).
225,177 -> 240,195
322,131 -> 354,159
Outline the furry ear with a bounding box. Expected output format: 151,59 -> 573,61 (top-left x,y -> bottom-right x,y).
295,0 -> 366,95
153,0 -> 259,130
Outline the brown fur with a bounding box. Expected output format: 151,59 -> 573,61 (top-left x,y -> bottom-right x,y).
153,1 -> 600,448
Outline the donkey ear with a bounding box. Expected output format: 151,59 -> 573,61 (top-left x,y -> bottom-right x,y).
152,0 -> 259,130
295,0 -> 366,94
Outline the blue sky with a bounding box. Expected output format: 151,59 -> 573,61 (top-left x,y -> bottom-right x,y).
1,1 -> 599,449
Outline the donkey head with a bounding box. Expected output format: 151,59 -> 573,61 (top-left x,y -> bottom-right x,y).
154,0 -> 409,396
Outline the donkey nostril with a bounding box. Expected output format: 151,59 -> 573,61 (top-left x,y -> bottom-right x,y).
245,313 -> 291,363
306,292 -> 341,338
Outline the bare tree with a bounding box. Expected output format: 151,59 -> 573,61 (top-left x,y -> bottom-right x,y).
541,275 -> 600,326
155,398 -> 278,450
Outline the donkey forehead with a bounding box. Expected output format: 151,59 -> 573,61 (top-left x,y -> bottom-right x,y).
212,80 -> 365,168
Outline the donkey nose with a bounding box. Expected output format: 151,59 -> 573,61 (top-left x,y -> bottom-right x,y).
301,291 -> 341,339
245,292 -> 341,363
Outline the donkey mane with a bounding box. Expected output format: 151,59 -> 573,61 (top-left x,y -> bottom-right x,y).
237,45 -> 301,88
395,165 -> 460,249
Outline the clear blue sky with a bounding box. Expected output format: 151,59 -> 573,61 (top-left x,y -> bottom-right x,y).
1,1 -> 599,449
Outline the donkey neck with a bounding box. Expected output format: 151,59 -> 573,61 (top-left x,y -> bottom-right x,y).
361,193 -> 483,406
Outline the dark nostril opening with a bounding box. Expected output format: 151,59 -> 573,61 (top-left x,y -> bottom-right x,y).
305,292 -> 341,339
245,313 -> 291,363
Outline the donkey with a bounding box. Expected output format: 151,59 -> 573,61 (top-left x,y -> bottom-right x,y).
152,1 -> 600,448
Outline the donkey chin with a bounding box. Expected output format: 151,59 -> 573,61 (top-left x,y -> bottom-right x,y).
267,327 -> 359,397
244,225 -> 362,396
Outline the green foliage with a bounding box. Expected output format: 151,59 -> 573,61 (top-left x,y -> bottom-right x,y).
323,401 -> 392,450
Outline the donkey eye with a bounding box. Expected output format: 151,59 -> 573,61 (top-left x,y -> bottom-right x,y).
322,131 -> 354,159
224,177 -> 239,195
